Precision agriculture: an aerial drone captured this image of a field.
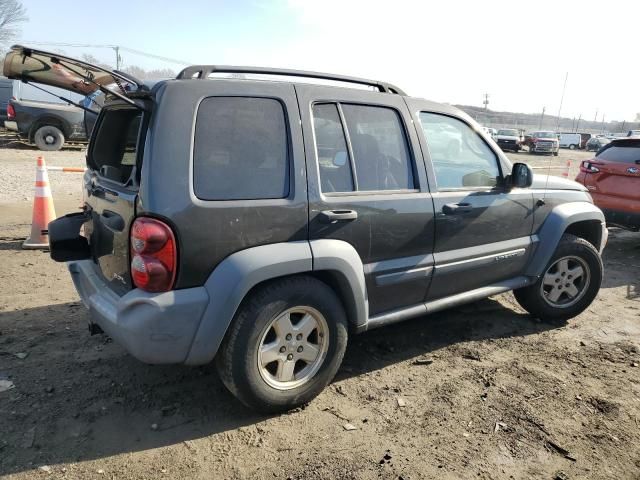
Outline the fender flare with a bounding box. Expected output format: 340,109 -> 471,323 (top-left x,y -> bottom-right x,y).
184,239 -> 368,365
525,202 -> 605,277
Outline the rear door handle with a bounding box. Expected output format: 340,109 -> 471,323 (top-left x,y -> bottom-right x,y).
319,209 -> 358,223
442,202 -> 473,215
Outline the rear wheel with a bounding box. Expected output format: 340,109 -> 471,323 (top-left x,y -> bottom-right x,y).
569,144 -> 576,150
33,125 -> 65,151
514,234 -> 602,320
216,276 -> 348,413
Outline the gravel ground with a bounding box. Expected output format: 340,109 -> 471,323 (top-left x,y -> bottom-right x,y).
0,146 -> 85,204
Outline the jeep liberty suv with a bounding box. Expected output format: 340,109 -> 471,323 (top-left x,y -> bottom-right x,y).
4,46 -> 608,413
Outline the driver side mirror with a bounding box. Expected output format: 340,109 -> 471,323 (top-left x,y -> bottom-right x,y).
510,162 -> 533,188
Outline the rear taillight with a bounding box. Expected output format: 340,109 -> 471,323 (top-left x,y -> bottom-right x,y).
580,161 -> 600,173
130,217 -> 177,292
7,103 -> 15,120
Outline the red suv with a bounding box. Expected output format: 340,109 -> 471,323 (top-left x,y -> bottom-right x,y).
576,138 -> 640,231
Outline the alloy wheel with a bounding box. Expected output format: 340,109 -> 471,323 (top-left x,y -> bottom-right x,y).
257,306 -> 329,390
540,255 -> 591,308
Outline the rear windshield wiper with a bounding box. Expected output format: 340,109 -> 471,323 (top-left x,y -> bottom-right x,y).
19,80 -> 100,115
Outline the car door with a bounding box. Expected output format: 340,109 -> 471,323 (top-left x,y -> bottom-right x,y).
582,139 -> 640,226
296,85 -> 435,316
405,99 -> 535,300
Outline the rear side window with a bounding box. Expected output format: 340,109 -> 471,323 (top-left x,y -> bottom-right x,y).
90,107 -> 143,183
311,102 -> 415,193
194,97 -> 289,200
342,104 -> 414,191
596,141 -> 640,164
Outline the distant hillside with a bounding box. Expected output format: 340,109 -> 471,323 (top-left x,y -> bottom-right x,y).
455,105 -> 639,134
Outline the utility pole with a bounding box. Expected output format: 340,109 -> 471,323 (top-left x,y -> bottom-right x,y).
555,72 -> 568,132
539,107 -> 546,130
600,114 -> 605,134
113,45 -> 121,70
483,93 -> 489,110
575,113 -> 581,133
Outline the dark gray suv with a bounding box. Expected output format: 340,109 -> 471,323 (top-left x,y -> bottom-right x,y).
5,46 -> 608,413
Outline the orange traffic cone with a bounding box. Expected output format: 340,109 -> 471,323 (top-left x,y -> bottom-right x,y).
23,156 -> 57,249
562,160 -> 571,178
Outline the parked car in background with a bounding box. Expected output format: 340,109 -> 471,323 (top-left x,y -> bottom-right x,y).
586,136 -> 610,151
7,45 -> 608,413
526,131 -> 559,155
6,97 -> 86,150
495,128 -> 522,152
627,130 -> 640,138
4,80 -> 89,150
576,138 -> 640,231
559,133 -> 582,150
481,126 -> 497,139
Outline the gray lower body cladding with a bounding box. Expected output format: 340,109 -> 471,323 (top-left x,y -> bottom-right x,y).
69,260 -> 208,364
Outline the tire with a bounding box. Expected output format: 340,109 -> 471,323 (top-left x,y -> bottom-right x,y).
33,125 -> 65,151
569,144 -> 576,150
514,234 -> 602,321
553,151 -> 559,156
216,275 -> 348,413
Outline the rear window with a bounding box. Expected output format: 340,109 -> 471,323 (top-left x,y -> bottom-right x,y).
596,141 -> 640,164
90,107 -> 144,183
193,97 -> 289,201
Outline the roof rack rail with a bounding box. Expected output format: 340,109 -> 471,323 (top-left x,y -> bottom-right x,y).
175,65 -> 406,95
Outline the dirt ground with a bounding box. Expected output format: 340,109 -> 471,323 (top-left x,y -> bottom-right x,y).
0,145 -> 639,479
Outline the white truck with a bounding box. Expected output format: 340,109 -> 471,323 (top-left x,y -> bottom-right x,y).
559,133 -> 582,150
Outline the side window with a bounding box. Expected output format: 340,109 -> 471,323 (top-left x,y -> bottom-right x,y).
312,103 -> 354,193
312,103 -> 415,193
419,112 -> 501,189
193,97 -> 289,200
342,104 -> 415,191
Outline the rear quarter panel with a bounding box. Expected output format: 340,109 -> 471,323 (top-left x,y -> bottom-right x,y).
140,80 -> 309,289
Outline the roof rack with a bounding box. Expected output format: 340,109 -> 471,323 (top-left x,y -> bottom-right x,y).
175,65 -> 406,95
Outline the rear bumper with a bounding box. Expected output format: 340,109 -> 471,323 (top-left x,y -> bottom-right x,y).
69,260 -> 209,364
4,120 -> 17,131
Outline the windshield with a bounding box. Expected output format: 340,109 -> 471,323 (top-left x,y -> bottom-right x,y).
498,129 -> 519,136
535,132 -> 556,138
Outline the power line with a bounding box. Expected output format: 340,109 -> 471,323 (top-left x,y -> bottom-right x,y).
19,41 -> 192,66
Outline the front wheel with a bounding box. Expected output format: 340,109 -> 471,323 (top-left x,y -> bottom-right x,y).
553,151 -> 559,156
33,125 -> 65,151
514,234 -> 602,320
569,144 -> 576,150
216,276 -> 348,413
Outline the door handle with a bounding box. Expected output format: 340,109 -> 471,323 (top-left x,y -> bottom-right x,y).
442,202 -> 473,215
319,209 -> 358,223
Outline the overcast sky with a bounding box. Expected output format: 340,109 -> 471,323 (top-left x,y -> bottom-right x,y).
18,0 -> 640,121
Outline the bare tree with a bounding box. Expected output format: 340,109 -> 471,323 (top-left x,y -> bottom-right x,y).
124,65 -> 175,80
0,0 -> 27,52
80,53 -> 113,70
